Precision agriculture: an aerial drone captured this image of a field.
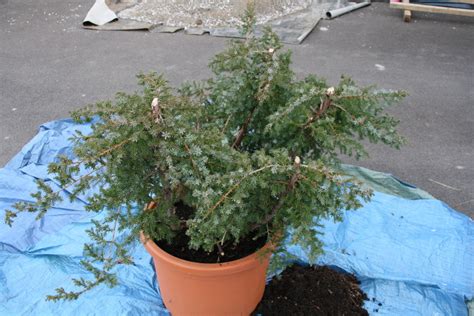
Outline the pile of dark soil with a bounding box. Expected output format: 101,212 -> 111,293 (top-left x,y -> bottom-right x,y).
253,265 -> 369,315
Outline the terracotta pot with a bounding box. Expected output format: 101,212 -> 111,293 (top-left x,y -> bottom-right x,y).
141,233 -> 271,316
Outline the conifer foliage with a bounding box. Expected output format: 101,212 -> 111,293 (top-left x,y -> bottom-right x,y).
5,5 -> 405,301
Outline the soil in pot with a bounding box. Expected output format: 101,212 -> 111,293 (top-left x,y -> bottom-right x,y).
253,265 -> 370,316
155,202 -> 268,263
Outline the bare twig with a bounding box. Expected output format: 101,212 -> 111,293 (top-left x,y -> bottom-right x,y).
221,115 -> 232,134
216,243 -> 225,257
455,199 -> 474,207
232,106 -> 257,149
428,178 -> 461,191
303,87 -> 336,128
151,97 -> 164,123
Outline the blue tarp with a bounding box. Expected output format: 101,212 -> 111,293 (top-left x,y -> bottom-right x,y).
1,119 -> 473,315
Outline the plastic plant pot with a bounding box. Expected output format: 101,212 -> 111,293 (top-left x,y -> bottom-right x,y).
141,232 -> 271,316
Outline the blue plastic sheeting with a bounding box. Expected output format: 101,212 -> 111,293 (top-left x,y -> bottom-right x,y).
1,119 -> 473,315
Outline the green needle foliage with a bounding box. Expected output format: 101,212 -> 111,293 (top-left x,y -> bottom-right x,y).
5,4 -> 405,301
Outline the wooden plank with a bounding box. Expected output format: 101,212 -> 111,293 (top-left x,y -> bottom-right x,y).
390,1 -> 474,16
404,9 -> 412,21
402,0 -> 412,22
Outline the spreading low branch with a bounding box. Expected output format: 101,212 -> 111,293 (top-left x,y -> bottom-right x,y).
250,157 -> 301,231
69,138 -> 131,168
205,164 -> 280,217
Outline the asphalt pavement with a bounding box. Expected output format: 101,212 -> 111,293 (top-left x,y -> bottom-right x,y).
1,1 -> 473,216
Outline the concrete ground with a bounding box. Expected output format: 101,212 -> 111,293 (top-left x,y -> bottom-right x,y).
1,1 -> 473,217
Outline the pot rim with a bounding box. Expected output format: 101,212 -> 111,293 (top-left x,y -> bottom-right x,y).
140,232 -> 272,274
